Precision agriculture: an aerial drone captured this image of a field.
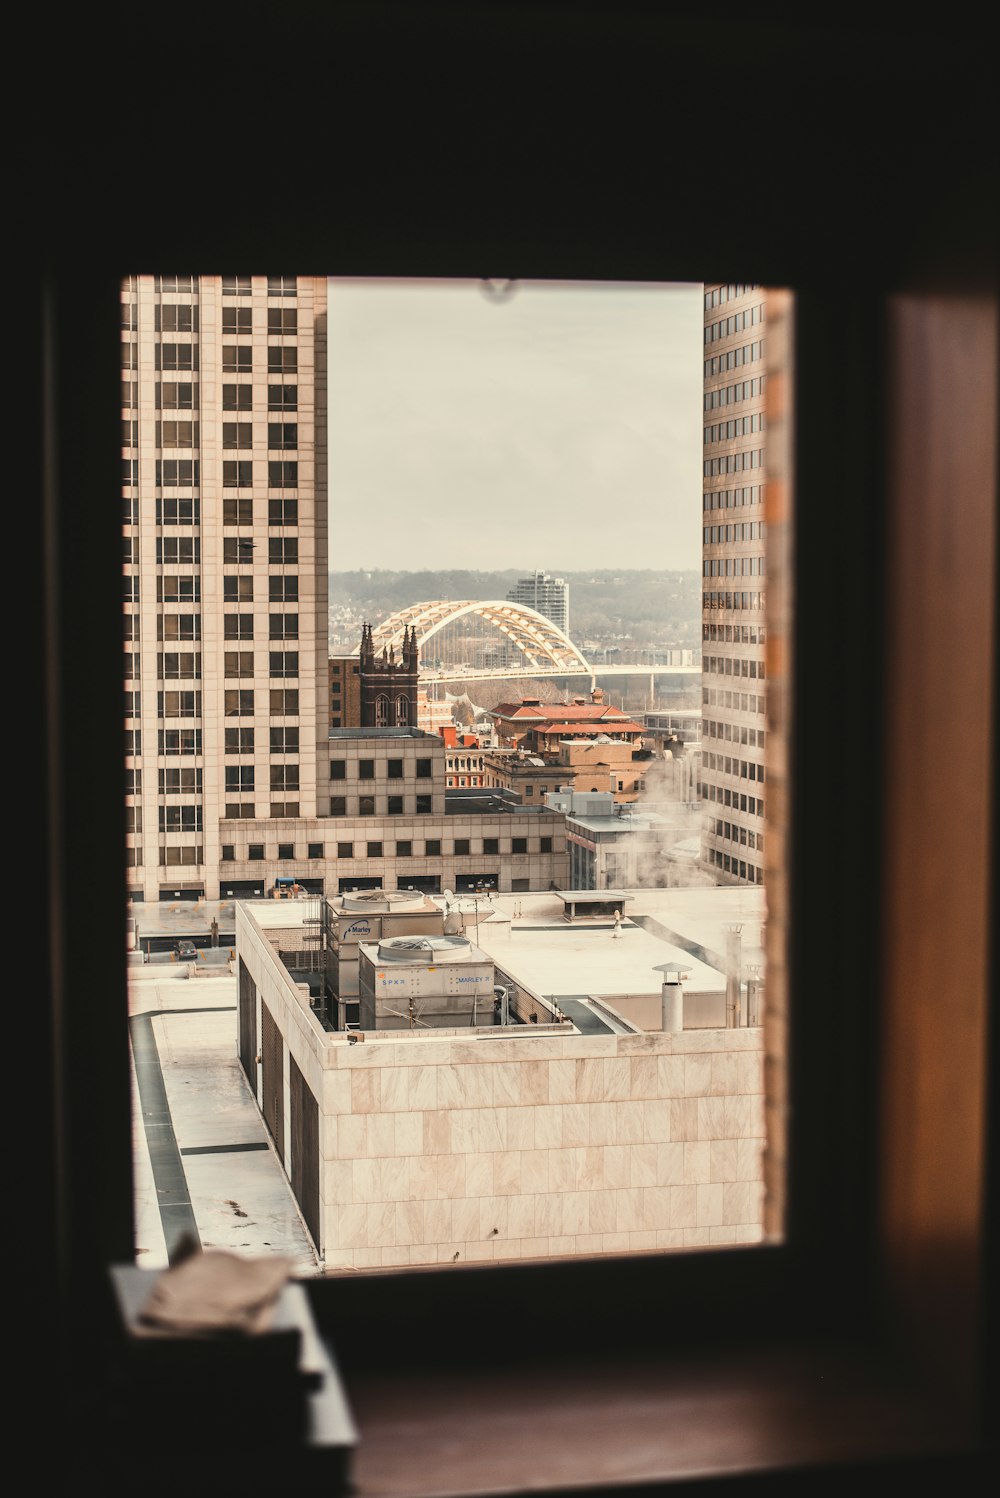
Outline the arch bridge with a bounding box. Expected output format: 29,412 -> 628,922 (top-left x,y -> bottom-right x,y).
365,600 -> 592,676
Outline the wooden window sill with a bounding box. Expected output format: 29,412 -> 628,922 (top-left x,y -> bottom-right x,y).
343,1340 -> 979,1495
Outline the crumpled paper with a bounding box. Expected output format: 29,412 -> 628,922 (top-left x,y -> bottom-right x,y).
138,1247 -> 294,1337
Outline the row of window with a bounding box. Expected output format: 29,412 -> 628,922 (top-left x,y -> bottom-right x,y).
223,651 -> 299,677
702,485 -> 763,512
126,690 -> 297,718
219,835 -> 553,861
148,770 -> 225,795
702,376 -> 764,411
223,614 -> 299,640
331,757 -> 433,781
702,784 -> 763,817
703,622 -> 766,644
703,339 -> 766,378
224,384 -> 297,411
128,845 -> 205,868
142,275 -> 297,296
155,345 -> 197,372
703,305 -> 764,345
230,575 -> 296,601
703,739 -> 765,769
123,344 -> 303,375
220,276 -> 297,297
708,818 -> 764,854
704,848 -> 763,884
331,795 -> 435,816
222,802 -> 300,819
701,734 -> 766,768
224,765 -> 300,792
221,542 -> 299,573
226,727 -> 298,752
216,308 -> 298,335
127,420 -> 295,453
124,729 -> 203,755
155,305 -> 198,333
703,522 -> 765,545
703,556 -> 765,578
704,654 -> 766,679
127,307 -> 298,340
702,590 -> 766,612
225,689 -> 300,715
153,616 -> 196,640
702,448 -> 764,478
158,806 -> 202,831
124,537 -> 302,566
218,461 -> 299,487
123,382 -> 299,413
703,284 -> 757,310
703,413 -> 765,444
157,381 -> 197,410
703,689 -> 766,715
221,346 -> 298,374
125,728 -> 304,758
158,653 -> 199,679
157,421 -> 199,448
222,498 -> 299,524
221,422 -> 298,449
127,460 -> 301,490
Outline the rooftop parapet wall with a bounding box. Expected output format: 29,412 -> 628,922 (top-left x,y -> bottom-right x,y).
236,900 -> 766,1271
319,1026 -> 765,1270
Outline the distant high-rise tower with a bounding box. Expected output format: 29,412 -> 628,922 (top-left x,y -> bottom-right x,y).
699,284 -> 767,886
122,274 -> 328,901
506,570 -> 570,636
359,622 -> 419,727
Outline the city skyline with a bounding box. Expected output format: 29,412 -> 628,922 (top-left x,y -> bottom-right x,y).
326,279 -> 703,573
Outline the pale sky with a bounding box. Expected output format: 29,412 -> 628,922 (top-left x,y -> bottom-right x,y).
326,278 -> 703,573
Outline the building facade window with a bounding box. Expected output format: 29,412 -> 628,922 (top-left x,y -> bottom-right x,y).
224,690 -> 254,717
269,651 -> 298,678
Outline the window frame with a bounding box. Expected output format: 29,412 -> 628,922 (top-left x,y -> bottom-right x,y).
38,45 -> 995,1478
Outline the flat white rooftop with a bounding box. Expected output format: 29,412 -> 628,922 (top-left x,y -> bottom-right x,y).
470,886 -> 765,1000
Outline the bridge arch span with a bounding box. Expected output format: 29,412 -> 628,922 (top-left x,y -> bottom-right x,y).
365,600 -> 591,675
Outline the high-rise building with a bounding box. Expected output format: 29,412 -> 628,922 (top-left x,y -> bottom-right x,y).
700,283 -> 767,886
505,569 -> 570,636
122,274 -> 329,902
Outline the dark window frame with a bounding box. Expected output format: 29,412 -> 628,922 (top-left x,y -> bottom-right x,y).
38,63 -> 996,1487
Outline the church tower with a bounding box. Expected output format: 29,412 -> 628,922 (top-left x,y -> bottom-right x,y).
360,622 -> 419,728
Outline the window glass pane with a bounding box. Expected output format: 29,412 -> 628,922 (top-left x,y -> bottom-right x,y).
123,274 -> 786,1275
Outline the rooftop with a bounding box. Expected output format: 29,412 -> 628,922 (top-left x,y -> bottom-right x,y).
328,727 -> 438,741
444,789 -> 551,815
471,887 -> 765,1001
489,701 -> 632,722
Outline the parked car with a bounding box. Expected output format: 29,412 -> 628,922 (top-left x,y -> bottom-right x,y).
173,939 -> 197,961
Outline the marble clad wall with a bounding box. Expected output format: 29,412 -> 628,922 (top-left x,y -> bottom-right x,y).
235,904 -> 765,1269
320,1028 -> 764,1269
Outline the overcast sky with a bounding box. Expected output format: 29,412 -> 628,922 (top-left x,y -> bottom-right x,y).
327,278 -> 703,573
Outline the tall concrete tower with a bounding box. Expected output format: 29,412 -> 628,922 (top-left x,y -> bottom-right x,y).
699,284 -> 767,886
122,274 -> 328,900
